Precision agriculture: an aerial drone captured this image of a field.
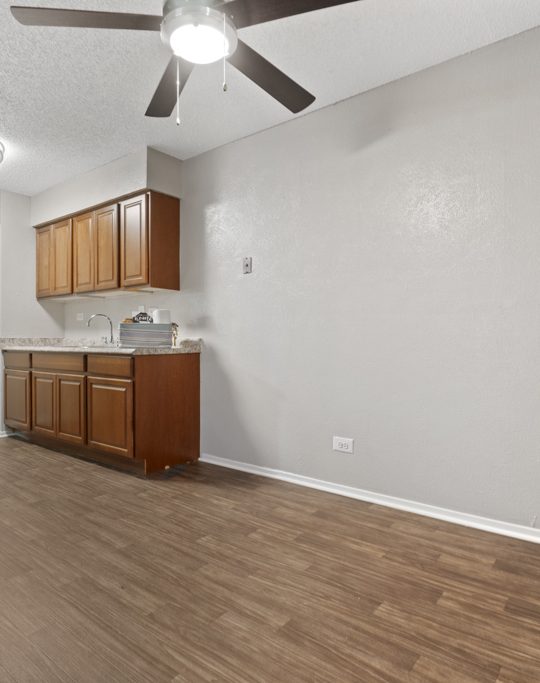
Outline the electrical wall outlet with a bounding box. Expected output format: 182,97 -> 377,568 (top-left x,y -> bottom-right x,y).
76,313 -> 84,322
243,257 -> 253,274
333,436 -> 354,454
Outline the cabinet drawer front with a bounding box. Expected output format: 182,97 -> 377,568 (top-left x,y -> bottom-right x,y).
3,352 -> 31,369
32,353 -> 85,372
87,355 -> 132,378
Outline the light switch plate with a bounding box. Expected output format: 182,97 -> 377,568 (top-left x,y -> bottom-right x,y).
243,257 -> 253,274
76,313 -> 84,322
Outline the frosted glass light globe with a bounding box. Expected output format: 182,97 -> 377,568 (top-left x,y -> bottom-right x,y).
170,23 -> 229,64
161,6 -> 238,66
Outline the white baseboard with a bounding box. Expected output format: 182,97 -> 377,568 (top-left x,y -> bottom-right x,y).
0,431 -> 10,438
200,453 -> 540,545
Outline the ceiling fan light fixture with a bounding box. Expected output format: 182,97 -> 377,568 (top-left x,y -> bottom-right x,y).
161,6 -> 238,65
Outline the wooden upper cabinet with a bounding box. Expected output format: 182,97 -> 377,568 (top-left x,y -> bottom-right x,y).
95,204 -> 119,291
35,190 -> 179,299
120,191 -> 180,290
73,212 -> 95,293
74,205 -> 119,293
36,220 -> 72,298
120,194 -> 148,288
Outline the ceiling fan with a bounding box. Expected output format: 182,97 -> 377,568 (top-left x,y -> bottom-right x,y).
10,0 -> 359,118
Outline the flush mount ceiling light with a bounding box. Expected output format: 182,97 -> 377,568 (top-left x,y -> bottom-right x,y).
10,0 -> 361,118
161,5 -> 237,65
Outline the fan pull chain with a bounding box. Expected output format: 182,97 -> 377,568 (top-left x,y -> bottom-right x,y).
222,13 -> 228,92
176,58 -> 181,126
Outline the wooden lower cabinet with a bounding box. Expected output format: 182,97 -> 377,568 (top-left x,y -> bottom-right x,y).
3,351 -> 199,474
57,374 -> 86,445
31,371 -> 86,444
4,370 -> 31,431
87,376 -> 133,458
32,371 -> 56,437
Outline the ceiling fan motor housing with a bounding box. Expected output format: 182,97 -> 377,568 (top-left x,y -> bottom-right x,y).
161,0 -> 238,64
163,0 -> 224,12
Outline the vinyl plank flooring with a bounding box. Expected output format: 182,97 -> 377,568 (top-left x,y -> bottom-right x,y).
1,437 -> 539,682
410,656 -> 493,683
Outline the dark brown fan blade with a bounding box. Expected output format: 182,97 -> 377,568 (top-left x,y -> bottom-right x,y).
10,6 -> 162,30
218,0 -> 360,29
146,57 -> 194,118
228,40 -> 315,113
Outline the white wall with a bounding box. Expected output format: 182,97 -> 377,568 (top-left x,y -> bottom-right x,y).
43,27 -> 540,526
147,148 -> 183,199
0,190 -> 64,432
31,148 -> 148,226
0,191 -> 64,337
31,147 -> 183,227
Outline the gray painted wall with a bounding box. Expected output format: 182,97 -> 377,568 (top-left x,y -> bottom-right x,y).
0,190 -> 64,431
0,191 -> 64,337
31,148 -> 148,226
31,147 -> 183,227
31,27 -> 540,526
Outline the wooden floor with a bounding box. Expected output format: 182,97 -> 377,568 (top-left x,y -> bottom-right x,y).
0,438 -> 539,682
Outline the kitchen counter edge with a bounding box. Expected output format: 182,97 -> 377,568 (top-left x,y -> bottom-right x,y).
0,339 -> 202,355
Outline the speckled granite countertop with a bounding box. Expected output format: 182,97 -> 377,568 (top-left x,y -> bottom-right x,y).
0,338 -> 202,355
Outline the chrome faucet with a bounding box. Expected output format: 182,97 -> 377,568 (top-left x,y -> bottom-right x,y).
87,314 -> 114,344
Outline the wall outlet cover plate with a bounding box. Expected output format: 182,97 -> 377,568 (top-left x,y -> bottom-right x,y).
333,436 -> 354,454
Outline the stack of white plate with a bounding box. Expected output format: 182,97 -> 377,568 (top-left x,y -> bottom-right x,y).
119,323 -> 172,348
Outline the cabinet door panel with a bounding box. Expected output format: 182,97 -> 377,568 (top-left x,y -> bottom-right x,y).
32,372 -> 56,437
4,370 -> 31,431
36,226 -> 52,298
95,204 -> 119,291
57,374 -> 86,445
52,220 -> 72,295
87,377 -> 133,458
73,212 -> 94,293
120,195 -> 148,287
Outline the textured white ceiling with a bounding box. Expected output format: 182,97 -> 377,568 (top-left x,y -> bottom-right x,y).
1,0 -> 540,195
